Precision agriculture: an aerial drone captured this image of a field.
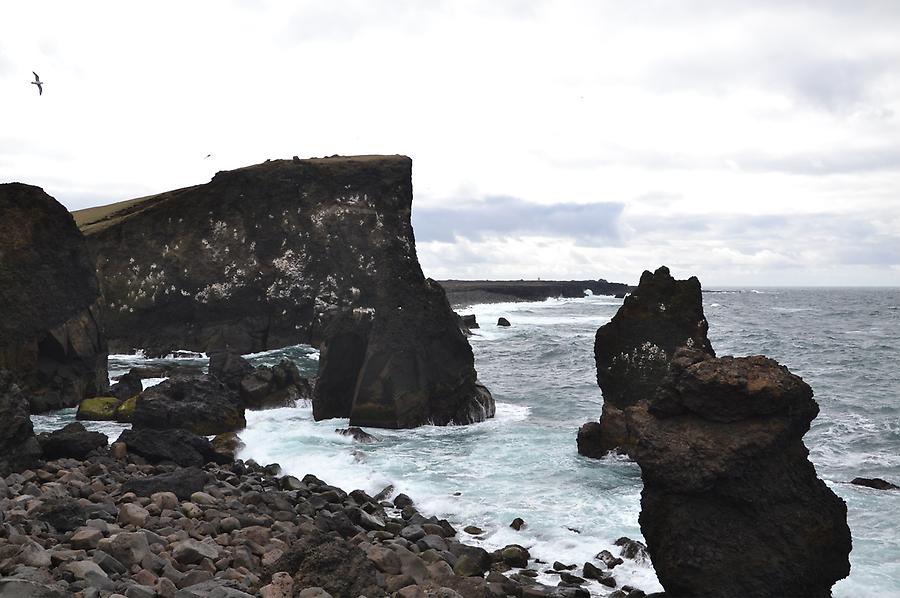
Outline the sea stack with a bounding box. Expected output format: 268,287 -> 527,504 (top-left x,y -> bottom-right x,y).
0,183 -> 108,412
578,266 -> 713,456
74,155 -> 493,428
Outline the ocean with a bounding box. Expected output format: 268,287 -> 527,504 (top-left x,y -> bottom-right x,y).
32,288 -> 900,597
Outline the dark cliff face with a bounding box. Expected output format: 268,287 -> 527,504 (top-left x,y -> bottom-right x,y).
632,349 -> 852,597
77,155 -> 493,429
0,183 -> 108,411
579,266 -> 714,456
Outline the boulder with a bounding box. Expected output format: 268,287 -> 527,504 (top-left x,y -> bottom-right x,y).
121,467 -> 212,500
0,371 -> 43,475
497,317 -> 511,327
0,183 -> 107,412
335,427 -> 378,443
109,370 -> 143,401
31,497 -> 88,532
114,395 -> 139,422
583,265 -> 715,457
131,375 -> 245,435
631,348 -> 852,597
37,422 -> 108,460
266,529 -> 386,597
212,432 -> 245,461
75,396 -> 121,421
237,360 -> 312,410
850,477 -> 899,490
208,351 -> 254,389
117,428 -> 228,467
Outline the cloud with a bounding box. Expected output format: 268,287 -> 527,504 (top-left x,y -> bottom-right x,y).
412,196 -> 625,243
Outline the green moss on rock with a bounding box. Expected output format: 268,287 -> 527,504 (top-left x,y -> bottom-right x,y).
76,397 -> 122,421
114,395 -> 139,422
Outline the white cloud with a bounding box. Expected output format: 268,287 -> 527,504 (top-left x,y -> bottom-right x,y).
1,0 -> 898,285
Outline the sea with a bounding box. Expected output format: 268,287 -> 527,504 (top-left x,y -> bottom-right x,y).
32,288 -> 900,597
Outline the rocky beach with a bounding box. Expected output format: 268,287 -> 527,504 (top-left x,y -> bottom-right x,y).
2,156 -> 895,597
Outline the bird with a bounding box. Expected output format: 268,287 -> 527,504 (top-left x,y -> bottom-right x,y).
31,72 -> 43,95
204,154 -> 211,159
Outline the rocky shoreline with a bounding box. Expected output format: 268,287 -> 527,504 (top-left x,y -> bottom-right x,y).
1,438 -> 652,598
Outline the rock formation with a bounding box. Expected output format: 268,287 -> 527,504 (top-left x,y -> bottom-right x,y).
0,371 -> 43,475
131,375 -> 245,435
579,266 -> 714,456
75,155 -> 493,429
632,348 -> 852,596
37,422 -> 107,460
0,183 -> 108,412
210,351 -> 312,410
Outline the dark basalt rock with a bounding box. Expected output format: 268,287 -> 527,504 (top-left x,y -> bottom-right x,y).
117,428 -> 230,467
210,351 -> 312,410
630,348 -> 851,597
75,156 -> 492,430
132,374 -> 245,435
850,477 -> 899,490
37,422 -> 107,460
0,183 -> 108,412
497,317 -> 511,327
31,497 -> 88,532
121,467 -> 212,500
335,426 -> 378,443
0,371 -> 43,476
582,266 -> 714,457
108,370 -> 143,402
208,351 -> 254,389
265,529 -> 386,597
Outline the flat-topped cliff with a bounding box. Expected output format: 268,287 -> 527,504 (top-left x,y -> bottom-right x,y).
75,155 -> 493,428
439,279 -> 631,307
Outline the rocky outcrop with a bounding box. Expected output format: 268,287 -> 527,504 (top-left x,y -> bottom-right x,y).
631,348 -> 852,597
439,279 -> 631,307
132,375 -> 245,435
0,183 -> 108,412
0,371 -> 43,475
850,477 -> 898,490
37,422 -> 107,460
580,266 -> 714,456
210,352 -> 312,410
117,428 -> 229,467
75,155 -> 493,429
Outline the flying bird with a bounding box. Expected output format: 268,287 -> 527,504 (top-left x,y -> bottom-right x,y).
204,154 -> 211,159
31,72 -> 43,95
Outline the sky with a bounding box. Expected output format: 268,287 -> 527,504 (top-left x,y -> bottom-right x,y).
2,1 -> 899,286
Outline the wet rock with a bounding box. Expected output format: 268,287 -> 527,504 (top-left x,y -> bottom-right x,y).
335,427 -> 378,443
132,375 -> 245,435
211,432 -> 244,462
500,545 -> 530,568
32,497 -> 88,532
463,526 -> 484,535
453,546 -> 491,577
631,348 -> 852,596
585,266 -> 714,456
117,428 -> 229,467
614,537 -> 648,561
0,183 -> 108,412
0,372 -> 43,475
510,518 -> 526,531
208,351 -> 255,388
37,422 -> 107,460
497,317 -> 511,327
75,397 -> 122,421
850,477 -> 899,490
595,550 -> 622,569
109,370 -> 144,402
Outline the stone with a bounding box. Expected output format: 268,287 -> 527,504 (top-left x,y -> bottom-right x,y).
850,477 -> 899,490
614,537 -> 648,561
585,266 -> 715,456
75,397 -> 122,421
509,518 -> 525,530
114,395 -> 139,423
100,532 -> 151,567
71,527 -> 103,550
297,590 -> 332,598
627,346 -> 852,594
117,428 -> 229,467
121,467 -> 212,500
32,497 -> 88,532
172,539 -> 219,565
366,545 -> 402,575
109,370 -> 144,402
259,571 -> 293,598
0,579 -> 68,598
131,375 -> 245,435
150,491 -> 179,510
63,560 -> 108,580
453,546 -> 491,577
0,372 -> 43,476
335,427 -> 378,443
118,503 -> 150,527
500,544 -> 529,568
212,432 -> 244,462
37,422 -> 108,460
497,317 -> 511,327
595,550 -> 623,569
0,183 -> 108,413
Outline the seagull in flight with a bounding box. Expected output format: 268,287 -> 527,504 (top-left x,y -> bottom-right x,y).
31,72 -> 43,95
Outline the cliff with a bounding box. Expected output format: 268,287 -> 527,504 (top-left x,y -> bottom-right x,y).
75,155 -> 493,428
0,183 -> 108,412
439,279 -> 631,307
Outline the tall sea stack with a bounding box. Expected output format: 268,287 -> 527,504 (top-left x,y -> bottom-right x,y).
584,266 -> 851,596
0,183 -> 108,412
75,155 -> 493,428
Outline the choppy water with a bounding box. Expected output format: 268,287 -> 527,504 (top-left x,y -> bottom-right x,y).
32,289 -> 900,597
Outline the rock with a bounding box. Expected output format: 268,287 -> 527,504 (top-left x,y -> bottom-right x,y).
63,560 -> 108,580
110,441 -> 127,459
0,579 -> 68,598
314,278 -> 496,429
109,370 -> 144,401
71,527 -> 103,550
335,427 -> 378,443
581,562 -> 606,581
260,572 -> 294,598
0,183 -> 108,413
117,428 -> 229,467
114,395 -> 139,423
509,518 -> 525,531
172,539 -> 219,565
121,467 -> 212,500
586,266 -> 715,456
0,372 -> 43,475
79,156 -> 491,431
497,317 -> 511,327
614,537 -> 648,561
171,580 -> 254,597
132,375 -> 245,435
242,360 -> 312,410
100,532 -> 151,567
37,422 -> 108,460
463,526 -> 484,535
32,497 -> 88,531
850,477 -> 899,490
453,546 -> 491,577
500,544 -> 530,568
630,347 -> 852,596
266,529 -> 385,597
212,432 -> 244,461
118,503 -> 150,527
366,545 -> 402,575
75,397 -> 122,421
208,351 -> 254,388
595,550 -> 623,569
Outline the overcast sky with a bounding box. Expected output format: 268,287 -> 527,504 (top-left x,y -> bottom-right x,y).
2,1 -> 899,286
